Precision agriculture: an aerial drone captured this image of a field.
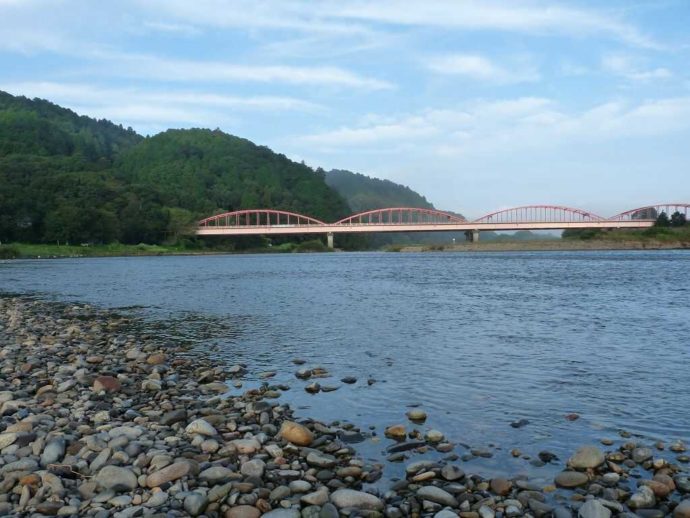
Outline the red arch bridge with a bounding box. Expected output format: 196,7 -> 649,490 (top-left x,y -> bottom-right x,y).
196,204 -> 689,248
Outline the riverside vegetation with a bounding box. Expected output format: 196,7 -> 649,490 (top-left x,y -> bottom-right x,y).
1,295 -> 690,517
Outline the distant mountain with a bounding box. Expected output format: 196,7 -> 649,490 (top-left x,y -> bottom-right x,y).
325,169 -> 434,212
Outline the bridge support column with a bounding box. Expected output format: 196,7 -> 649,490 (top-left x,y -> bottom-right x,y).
326,232 -> 334,249
471,229 -> 480,243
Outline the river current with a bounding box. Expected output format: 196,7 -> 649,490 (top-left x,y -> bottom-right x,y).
2,250 -> 689,482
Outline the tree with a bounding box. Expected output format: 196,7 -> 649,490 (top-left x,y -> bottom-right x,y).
655,211 -> 670,227
670,211 -> 687,227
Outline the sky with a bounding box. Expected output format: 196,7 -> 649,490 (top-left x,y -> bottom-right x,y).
1,0 -> 689,218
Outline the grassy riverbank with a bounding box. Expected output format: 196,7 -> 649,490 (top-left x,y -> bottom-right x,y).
0,239 -> 333,259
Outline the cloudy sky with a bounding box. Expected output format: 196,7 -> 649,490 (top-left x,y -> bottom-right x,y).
1,0 -> 689,218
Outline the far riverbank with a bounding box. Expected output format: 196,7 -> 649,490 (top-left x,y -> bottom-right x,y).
395,239 -> 690,253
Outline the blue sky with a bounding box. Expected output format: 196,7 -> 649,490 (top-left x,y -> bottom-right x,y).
1,0 -> 689,218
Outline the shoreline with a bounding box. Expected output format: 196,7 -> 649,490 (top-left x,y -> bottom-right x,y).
395,240 -> 690,253
1,295 -> 689,517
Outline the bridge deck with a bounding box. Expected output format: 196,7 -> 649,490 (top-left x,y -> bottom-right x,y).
196,220 -> 653,236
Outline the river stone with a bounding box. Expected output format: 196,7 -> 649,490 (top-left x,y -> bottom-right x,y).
491,477 -> 512,496
145,491 -> 168,507
628,485 -> 656,509
417,486 -> 459,507
385,424 -> 407,440
93,375 -> 120,392
290,480 -> 312,493
632,447 -> 654,463
0,432 -> 18,449
160,409 -> 187,426
225,505 -> 262,518
185,418 -> 217,436
406,409 -> 427,422
262,510 -> 301,518
41,437 -> 66,466
555,471 -> 589,488
307,451 -> 337,468
184,492 -> 208,516
569,446 -> 605,469
578,499 -> 611,518
426,429 -> 444,443
241,459 -> 266,478
642,479 -> 672,498
302,488 -> 330,506
199,466 -> 237,484
95,466 -> 137,492
279,421 -> 314,446
2,458 -> 38,473
406,460 -> 436,474
331,489 -> 383,510
675,500 -> 690,518
441,464 -> 465,481
146,461 -> 192,487
231,438 -> 261,454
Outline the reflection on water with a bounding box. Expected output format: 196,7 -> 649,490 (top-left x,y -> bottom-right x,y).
2,250 -> 690,480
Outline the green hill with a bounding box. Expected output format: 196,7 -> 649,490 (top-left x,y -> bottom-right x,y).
0,91 -> 350,246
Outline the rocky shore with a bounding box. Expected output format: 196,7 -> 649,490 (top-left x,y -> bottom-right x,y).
1,296 -> 689,518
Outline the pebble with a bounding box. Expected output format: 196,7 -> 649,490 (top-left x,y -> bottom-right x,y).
279,421 -> 314,446
578,499 -> 611,518
675,500 -> 690,518
406,409 -> 427,422
95,466 -> 138,492
185,418 -> 217,436
330,489 -> 383,510
569,445 -> 605,469
555,471 -> 590,488
417,485 -> 459,507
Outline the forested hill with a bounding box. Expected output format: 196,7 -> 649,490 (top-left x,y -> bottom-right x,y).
326,169 -> 434,212
117,129 -> 350,222
0,91 -> 350,245
0,90 -> 141,159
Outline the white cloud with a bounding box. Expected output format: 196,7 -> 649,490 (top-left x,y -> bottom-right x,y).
0,82 -> 324,112
296,96 -> 690,154
135,0 -> 663,49
142,21 -> 201,36
602,54 -> 672,81
426,53 -> 540,83
83,51 -> 393,90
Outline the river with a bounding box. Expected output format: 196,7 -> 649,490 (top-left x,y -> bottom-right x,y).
2,250 -> 689,483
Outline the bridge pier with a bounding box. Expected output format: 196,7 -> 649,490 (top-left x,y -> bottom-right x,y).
471,229 -> 480,243
326,232 -> 334,249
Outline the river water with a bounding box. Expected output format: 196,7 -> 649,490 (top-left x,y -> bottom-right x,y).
2,251 -> 689,483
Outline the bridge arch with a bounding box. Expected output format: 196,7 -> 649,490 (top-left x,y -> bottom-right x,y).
334,207 -> 467,226
472,205 -> 605,224
198,209 -> 326,228
608,203 -> 690,221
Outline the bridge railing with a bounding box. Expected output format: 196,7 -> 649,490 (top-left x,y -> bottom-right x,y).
198,209 -> 326,228
608,204 -> 690,221
334,207 -> 466,226
473,205 -> 605,224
